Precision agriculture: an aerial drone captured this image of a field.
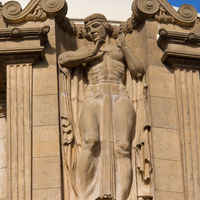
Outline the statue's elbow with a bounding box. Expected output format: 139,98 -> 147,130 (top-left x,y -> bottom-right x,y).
58,54 -> 65,65
138,69 -> 145,80
58,54 -> 71,67
129,64 -> 145,80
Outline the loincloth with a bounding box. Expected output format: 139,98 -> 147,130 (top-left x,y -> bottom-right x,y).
85,80 -> 129,99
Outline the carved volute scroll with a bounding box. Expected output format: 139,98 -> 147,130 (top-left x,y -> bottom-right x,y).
2,0 -> 67,23
133,0 -> 160,18
132,0 -> 198,27
158,0 -> 197,26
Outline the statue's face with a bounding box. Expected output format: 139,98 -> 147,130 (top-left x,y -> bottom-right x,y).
86,21 -> 106,43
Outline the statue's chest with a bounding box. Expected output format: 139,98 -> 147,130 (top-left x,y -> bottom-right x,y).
88,46 -> 125,78
101,46 -> 124,61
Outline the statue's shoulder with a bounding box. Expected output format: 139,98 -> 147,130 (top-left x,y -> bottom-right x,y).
100,44 -> 119,53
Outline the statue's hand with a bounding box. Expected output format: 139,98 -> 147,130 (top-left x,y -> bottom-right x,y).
84,50 -> 104,63
89,40 -> 104,56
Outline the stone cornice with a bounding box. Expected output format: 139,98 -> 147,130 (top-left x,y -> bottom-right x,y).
0,26 -> 50,64
0,47 -> 44,64
2,0 -> 67,24
157,28 -> 200,49
157,29 -> 200,68
162,51 -> 200,68
0,47 -> 44,63
132,0 -> 198,27
0,26 -> 50,45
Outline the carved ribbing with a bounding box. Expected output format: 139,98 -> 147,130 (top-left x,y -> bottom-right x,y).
175,68 -> 200,200
7,63 -> 32,200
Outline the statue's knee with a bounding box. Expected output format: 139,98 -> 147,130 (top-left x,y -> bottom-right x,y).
82,136 -> 100,152
115,140 -> 130,157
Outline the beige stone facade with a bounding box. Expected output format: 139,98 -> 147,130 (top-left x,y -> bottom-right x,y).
0,0 -> 199,200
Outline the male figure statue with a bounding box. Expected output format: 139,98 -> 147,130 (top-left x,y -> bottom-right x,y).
59,13 -> 145,200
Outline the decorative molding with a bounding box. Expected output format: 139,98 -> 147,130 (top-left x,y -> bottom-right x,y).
40,0 -> 66,15
26,5 -> 47,21
0,26 -> 50,64
162,51 -> 200,68
132,0 -> 198,27
158,0 -> 197,26
0,26 -> 50,45
154,5 -> 175,24
0,48 -> 45,65
157,28 -> 200,49
157,29 -> 200,68
2,0 -> 67,23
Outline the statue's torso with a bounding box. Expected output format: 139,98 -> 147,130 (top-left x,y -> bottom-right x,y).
85,45 -> 128,98
87,45 -> 125,84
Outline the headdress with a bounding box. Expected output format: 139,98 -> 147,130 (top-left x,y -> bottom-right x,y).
84,13 -> 108,26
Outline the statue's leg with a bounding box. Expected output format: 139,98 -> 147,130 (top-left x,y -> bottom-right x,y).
113,97 -> 135,200
78,98 -> 100,199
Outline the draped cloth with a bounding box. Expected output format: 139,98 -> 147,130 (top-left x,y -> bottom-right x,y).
125,71 -> 152,200
59,63 -> 152,200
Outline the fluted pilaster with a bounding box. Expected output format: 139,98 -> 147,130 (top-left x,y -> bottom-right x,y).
7,63 -> 32,200
174,68 -> 200,200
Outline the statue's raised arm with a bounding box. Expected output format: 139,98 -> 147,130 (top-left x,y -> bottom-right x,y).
58,40 -> 104,68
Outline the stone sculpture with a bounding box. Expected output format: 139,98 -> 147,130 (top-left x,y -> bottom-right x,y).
0,0 -> 199,199
58,13 -> 152,200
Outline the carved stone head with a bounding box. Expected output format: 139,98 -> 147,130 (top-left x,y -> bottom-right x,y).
84,13 -> 113,42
